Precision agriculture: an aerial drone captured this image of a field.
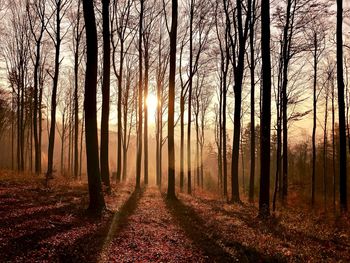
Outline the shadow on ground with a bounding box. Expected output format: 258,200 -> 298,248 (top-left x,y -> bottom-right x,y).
58,188 -> 144,262
166,196 -> 285,263
0,182 -> 143,262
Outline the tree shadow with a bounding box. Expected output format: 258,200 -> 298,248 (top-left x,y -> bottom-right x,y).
187,195 -> 349,261
166,196 -> 284,263
57,188 -> 144,262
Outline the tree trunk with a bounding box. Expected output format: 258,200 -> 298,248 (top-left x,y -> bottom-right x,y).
144,46 -> 149,185
136,0 -> 144,190
324,86 -> 328,210
312,33 -> 318,207
337,0 -> 347,212
259,0 -> 271,218
100,0 -> 111,191
47,0 -> 62,178
187,0 -> 194,195
61,112 -> 65,174
180,95 -> 185,191
33,39 -> 41,175
116,33 -> 124,183
248,0 -> 255,203
167,0 -> 178,199
82,0 -> 106,212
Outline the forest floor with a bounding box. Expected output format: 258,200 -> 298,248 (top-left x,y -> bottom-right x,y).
0,171 -> 350,262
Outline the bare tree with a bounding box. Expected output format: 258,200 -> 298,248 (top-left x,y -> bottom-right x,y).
224,0 -> 251,203
27,0 -> 50,175
46,0 -> 72,178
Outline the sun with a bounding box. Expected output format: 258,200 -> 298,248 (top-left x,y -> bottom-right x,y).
146,93 -> 158,122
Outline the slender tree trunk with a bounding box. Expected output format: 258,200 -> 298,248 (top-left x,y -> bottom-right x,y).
187,0 -> 194,195
332,83 -> 336,210
136,0 -> 144,190
38,80 -> 43,173
324,87 -> 328,210
116,35 -> 124,183
144,48 -> 149,185
312,33 -> 318,207
74,33 -> 80,180
337,0 -> 347,212
100,0 -> 111,191
222,72 -> 228,198
180,95 -> 184,191
33,40 -> 41,175
167,0 -> 178,199
248,0 -> 256,203
196,111 -> 200,187
82,0 -> 106,212
281,0 -> 292,204
79,113 -> 84,179
61,112 -> 65,174
47,0 -> 63,178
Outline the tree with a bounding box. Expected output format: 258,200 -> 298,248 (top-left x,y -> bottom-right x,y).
248,0 -> 257,203
259,0 -> 271,218
167,0 -> 178,199
27,0 -> 49,175
136,0 -> 144,190
155,16 -> 169,187
69,0 -> 84,180
143,0 -> 159,185
111,0 -> 133,182
46,0 -> 71,178
82,0 -> 106,212
214,4 -> 229,197
224,0 -> 251,203
5,2 -> 31,171
187,0 -> 194,195
337,0 -> 347,212
100,0 -> 111,191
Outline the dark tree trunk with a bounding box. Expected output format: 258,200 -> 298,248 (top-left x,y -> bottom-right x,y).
222,70 -> 228,198
39,75 -> 43,173
144,45 -> 149,185
32,30 -> 43,175
324,86 -> 329,210
332,82 -> 336,210
47,0 -> 63,178
116,32 -> 124,183
136,0 -> 144,190
100,0 -> 111,191
312,33 -> 318,207
82,0 -> 106,212
225,0 -> 251,203
79,112 -> 84,179
180,95 -> 185,191
167,0 -> 178,199
116,38 -> 124,184
337,0 -> 347,212
73,24 -> 80,180
281,0 -> 292,204
60,112 -> 65,174
187,0 -> 194,195
248,0 -> 256,202
259,0 -> 271,218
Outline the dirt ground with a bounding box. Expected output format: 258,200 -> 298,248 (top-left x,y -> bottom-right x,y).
0,171 -> 349,262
